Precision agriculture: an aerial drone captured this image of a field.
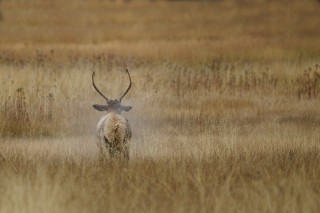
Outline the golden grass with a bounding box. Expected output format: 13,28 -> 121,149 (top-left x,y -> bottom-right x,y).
1,0 -> 320,61
0,128 -> 320,212
1,0 -> 320,212
0,54 -> 320,212
0,55 -> 319,136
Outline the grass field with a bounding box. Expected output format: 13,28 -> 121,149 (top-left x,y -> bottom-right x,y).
0,0 -> 320,212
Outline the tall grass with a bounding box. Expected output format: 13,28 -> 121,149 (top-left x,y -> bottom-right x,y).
0,53 -> 319,211
0,130 -> 320,213
0,52 -> 319,137
0,0 -> 320,212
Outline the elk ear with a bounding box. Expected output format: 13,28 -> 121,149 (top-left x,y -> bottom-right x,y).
121,105 -> 132,112
93,104 -> 108,111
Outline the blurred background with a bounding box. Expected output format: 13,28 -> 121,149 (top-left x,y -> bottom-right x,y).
0,0 -> 319,137
0,0 -> 319,61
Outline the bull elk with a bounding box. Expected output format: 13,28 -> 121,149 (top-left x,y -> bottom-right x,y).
92,69 -> 132,160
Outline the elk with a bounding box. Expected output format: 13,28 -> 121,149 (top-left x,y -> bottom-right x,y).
92,69 -> 132,160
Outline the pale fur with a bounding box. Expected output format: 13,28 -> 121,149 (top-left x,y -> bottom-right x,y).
96,112 -> 131,159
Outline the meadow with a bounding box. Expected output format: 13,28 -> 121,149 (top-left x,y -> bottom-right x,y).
0,0 -> 320,212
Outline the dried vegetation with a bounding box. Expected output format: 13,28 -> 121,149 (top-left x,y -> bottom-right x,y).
0,0 -> 320,212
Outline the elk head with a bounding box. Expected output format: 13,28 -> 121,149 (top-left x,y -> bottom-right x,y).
92,69 -> 132,113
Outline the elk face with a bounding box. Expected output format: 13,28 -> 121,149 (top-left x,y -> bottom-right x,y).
92,69 -> 132,114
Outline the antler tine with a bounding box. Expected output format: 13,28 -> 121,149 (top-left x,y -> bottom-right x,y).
119,69 -> 132,102
92,72 -> 109,102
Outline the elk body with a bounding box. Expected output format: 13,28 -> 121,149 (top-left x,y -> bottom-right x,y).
92,69 -> 132,160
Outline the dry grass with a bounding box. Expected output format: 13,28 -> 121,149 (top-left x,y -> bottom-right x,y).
0,55 -> 320,212
0,130 -> 320,213
1,0 -> 320,61
0,0 -> 320,212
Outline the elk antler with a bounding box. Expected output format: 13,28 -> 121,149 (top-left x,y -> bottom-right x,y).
119,69 -> 132,102
92,72 -> 109,102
